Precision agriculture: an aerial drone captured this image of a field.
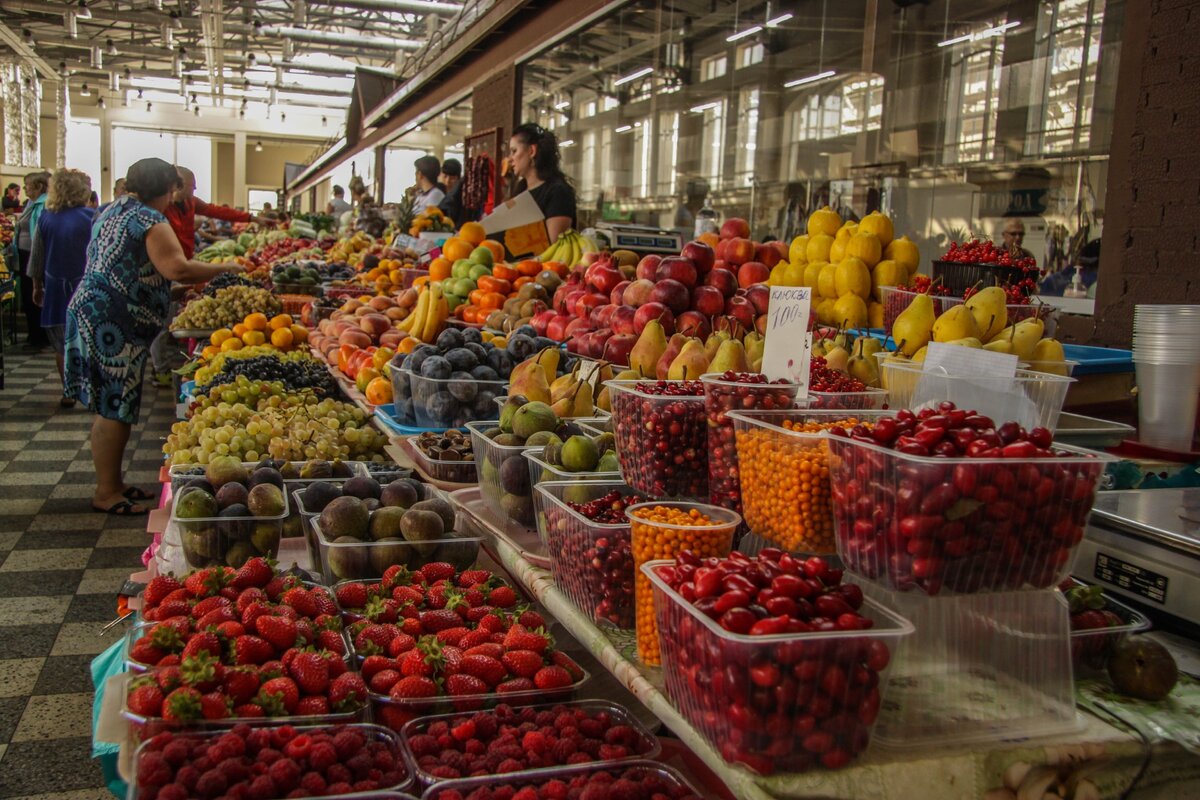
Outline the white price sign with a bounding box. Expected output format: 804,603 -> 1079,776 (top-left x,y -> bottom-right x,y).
761,286 -> 813,394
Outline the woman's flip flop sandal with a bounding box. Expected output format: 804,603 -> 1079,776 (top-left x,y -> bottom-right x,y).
123,486 -> 155,502
93,500 -> 149,516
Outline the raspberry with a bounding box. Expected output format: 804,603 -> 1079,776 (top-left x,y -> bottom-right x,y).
551,738 -> 577,762
521,731 -> 548,755
332,728 -> 365,759
194,770 -> 227,797
157,786 -> 189,800
308,741 -> 338,771
299,771 -> 327,795
267,758 -> 301,792
407,733 -> 439,757
496,758 -> 525,773
245,774 -> 277,800
325,763 -> 352,785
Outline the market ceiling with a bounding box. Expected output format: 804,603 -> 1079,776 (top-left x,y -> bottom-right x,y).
0,0 -> 464,113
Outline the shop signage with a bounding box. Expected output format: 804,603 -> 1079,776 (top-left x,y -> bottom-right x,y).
761,286 -> 812,395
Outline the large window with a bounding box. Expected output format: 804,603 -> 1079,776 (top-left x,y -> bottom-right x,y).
65,119 -> 102,193
1027,0 -> 1107,154
943,20 -> 1010,163
698,100 -> 725,187
112,127 -> 212,199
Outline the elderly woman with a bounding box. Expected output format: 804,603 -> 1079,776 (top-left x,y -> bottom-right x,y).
12,170 -> 50,348
64,158 -> 243,516
29,169 -> 95,407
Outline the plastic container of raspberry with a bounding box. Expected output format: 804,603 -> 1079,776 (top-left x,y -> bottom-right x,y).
399,700 -> 661,786
606,380 -> 708,499
417,760 -> 707,800
826,434 -> 1115,596
310,518 -> 483,585
533,481 -> 644,629
466,421 -> 540,527
1063,578 -> 1151,673
127,723 -> 414,797
523,450 -> 622,490
643,560 -> 914,775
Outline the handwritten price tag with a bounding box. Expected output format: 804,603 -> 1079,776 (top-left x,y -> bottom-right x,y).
761,286 -> 812,395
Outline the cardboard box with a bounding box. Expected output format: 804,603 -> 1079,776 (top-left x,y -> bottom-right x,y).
482,190 -> 551,259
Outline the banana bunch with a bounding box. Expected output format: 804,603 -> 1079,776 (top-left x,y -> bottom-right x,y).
396,281 -> 450,343
537,229 -> 596,267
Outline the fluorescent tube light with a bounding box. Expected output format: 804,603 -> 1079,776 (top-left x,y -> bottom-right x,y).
726,25 -> 762,42
784,70 -> 836,88
553,100 -> 570,110
938,20 -> 1019,47
615,125 -> 633,133
559,139 -> 575,147
690,101 -> 721,113
613,67 -> 653,87
766,13 -> 793,27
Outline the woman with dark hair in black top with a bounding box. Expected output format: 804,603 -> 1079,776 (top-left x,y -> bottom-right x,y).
510,123 -> 577,241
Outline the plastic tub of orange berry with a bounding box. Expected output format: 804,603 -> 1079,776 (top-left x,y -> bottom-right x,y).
419,760 -> 708,800
126,723 -> 414,799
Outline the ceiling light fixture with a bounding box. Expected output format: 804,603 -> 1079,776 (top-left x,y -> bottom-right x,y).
106,39 -> 118,56
615,124 -> 633,133
80,82 -> 90,96
146,101 -> 152,112
938,20 -> 1019,47
726,25 -> 762,42
554,100 -> 570,110
97,97 -> 105,108
64,11 -> 78,38
255,141 -> 263,152
784,69 -> 836,88
559,139 -> 575,147
613,66 -> 653,87
689,101 -> 721,113
21,28 -> 32,45
766,13 -> 793,28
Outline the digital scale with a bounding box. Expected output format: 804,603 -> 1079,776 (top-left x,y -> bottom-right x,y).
1075,488 -> 1200,628
589,223 -> 684,255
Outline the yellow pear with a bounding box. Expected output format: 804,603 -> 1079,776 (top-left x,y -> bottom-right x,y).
982,339 -> 1015,354
848,338 -> 881,387
667,339 -> 710,381
892,293 -> 935,356
868,301 -> 885,329
707,339 -> 750,374
871,260 -> 906,301
832,294 -> 869,330
931,304 -> 982,343
744,332 -> 765,367
788,235 -> 809,265
1009,318 -> 1045,360
536,347 -> 561,384
884,235 -> 921,275
704,331 -> 731,362
834,258 -> 872,300
858,211 -> 894,247
964,287 -> 1008,342
508,359 -> 551,403
613,368 -> 640,380
629,320 -> 668,378
807,206 -> 841,238
824,345 -> 850,372
807,234 -> 834,264
803,261 -> 827,289
878,351 -> 909,390
946,337 -> 982,348
912,346 -> 928,363
817,262 -> 840,299
1030,337 -> 1068,375
846,231 -> 883,267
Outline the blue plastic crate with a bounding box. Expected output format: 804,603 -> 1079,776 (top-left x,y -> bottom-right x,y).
374,404 -> 454,435
1062,344 -> 1133,376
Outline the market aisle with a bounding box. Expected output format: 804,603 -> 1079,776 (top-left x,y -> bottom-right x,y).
0,348 -> 174,799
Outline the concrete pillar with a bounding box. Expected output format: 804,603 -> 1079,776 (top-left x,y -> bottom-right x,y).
98,107 -> 113,201
234,130 -> 247,210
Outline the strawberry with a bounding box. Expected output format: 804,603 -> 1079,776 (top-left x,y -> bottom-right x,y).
445,673 -> 488,696
419,562 -> 456,583
478,613 -> 507,634
263,575 -> 293,600
296,695 -> 330,716
385,632 -> 417,658
289,652 -> 330,695
392,585 -> 424,607
184,567 -> 226,599
463,643 -> 503,660
517,609 -> 546,630
353,623 -> 395,656
382,564 -> 412,589
126,678 -> 165,716
155,665 -> 183,693
533,665 -> 574,690
364,597 -> 401,624
459,654 -> 506,687
419,609 -> 462,634
257,676 -> 300,714
281,587 -> 319,618
488,585 -> 518,608
456,569 -> 492,588
501,650 -> 544,679
551,651 -> 586,682
128,638 -> 166,666
335,582 -> 369,610
399,647 -> 436,678
256,616 -> 298,651
399,618 -> 423,637
369,669 -> 401,694
328,672 -> 368,711
436,626 -> 470,646
144,575 -> 183,608
162,686 -> 203,722
440,645 -> 463,676
181,631 -> 222,661
390,675 -> 438,699
215,620 -> 245,640
179,651 -> 223,692
233,702 -> 264,717
222,667 -> 261,704
317,629 -> 347,655
240,600 -> 274,631
310,589 -> 338,617
154,599 -> 191,621
231,635 -> 274,665
496,677 -> 534,693
457,629 -> 494,650
235,587 -> 267,614
190,595 -> 230,620
199,691 -> 230,720
232,557 -> 274,590
195,606 -> 237,629
503,624 -> 548,654
360,655 -> 395,680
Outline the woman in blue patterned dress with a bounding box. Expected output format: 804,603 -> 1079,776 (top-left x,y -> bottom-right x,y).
63,158 -> 242,515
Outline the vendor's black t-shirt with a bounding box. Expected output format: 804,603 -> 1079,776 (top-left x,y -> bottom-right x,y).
528,178 -> 577,228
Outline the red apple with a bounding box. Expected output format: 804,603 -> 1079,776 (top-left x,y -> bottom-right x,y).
726,296 -> 756,330
756,242 -> 784,269
715,239 -> 730,262
691,285 -> 726,317
725,238 -> 756,267
634,302 -> 675,335
677,310 -> 712,340
649,278 -> 690,314
737,261 -> 770,288
680,241 -> 716,276
745,284 -> 770,315
531,310 -> 556,336
547,314 -> 572,341
601,333 -> 637,366
655,257 -> 698,289
585,262 -> 624,295
590,303 -> 618,328
720,217 -> 750,240
610,280 -> 632,306
703,268 -> 738,298
635,254 -> 662,281
622,279 -> 655,308
611,305 -> 637,336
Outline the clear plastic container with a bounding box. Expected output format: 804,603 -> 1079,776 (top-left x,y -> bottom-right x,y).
866,585 -> 1078,749
879,286 -> 1059,338
167,461 -> 366,492
728,409 -> 890,555
310,517 -> 482,583
407,433 -> 477,484
127,723 -> 412,796
576,416 -> 613,435
390,364 -> 417,426
171,485 -> 289,569
466,420 -> 538,527
626,502 -> 739,666
408,368 -> 507,429
607,380 -> 708,499
495,396 -> 611,422
1062,578 -> 1152,672
399,700 -> 660,785
523,450 -> 622,489
533,481 -> 647,629
873,353 -> 1075,430
643,561 -> 914,775
418,760 -> 706,800
827,434 -> 1114,595
804,388 -> 890,410
364,461 -> 416,484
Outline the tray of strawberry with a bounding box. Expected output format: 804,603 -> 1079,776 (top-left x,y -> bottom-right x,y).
129,723 -> 412,799
421,760 -> 707,800
826,402 -> 1114,595
1060,578 -> 1151,672
400,700 -> 660,784
642,550 -> 913,776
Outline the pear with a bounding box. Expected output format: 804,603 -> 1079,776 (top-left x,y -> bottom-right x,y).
982,339 -> 1015,354
655,334 -> 689,380
1006,318 -> 1045,360
708,339 -> 750,374
848,338 -> 881,387
857,337 -> 884,359
893,293 -> 935,357
964,287 -> 1008,342
535,347 -> 561,385
878,352 -> 909,390
744,333 -> 765,369
629,320 -> 668,378
833,294 -> 869,330
508,359 -> 551,404
931,304 -> 982,343
569,380 -> 595,416
911,345 -> 928,363
945,337 -> 982,348
596,384 -> 611,412
667,339 -> 709,380
1030,337 -> 1068,375
824,345 -> 850,372
550,371 -> 577,403
613,368 -> 640,380
704,331 -> 731,363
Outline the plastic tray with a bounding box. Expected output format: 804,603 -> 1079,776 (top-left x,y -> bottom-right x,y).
827,434 -> 1115,595
407,433 -> 476,484
375,403 -> 448,435
533,480 -> 644,629
399,700 -> 660,785
644,561 -> 914,774
576,416 -> 613,435
607,380 -> 708,499
170,484 -> 289,568
466,420 -> 539,527
1063,578 -> 1152,672
523,449 -> 621,488
1054,412 -> 1136,448
388,366 -> 416,426
418,760 -> 706,800
1063,343 -> 1133,375
867,586 -> 1079,749
124,616 -> 350,673
879,286 -> 1059,338
407,368 -> 507,429
803,388 -> 890,410
310,516 -> 482,583
362,461 -> 416,484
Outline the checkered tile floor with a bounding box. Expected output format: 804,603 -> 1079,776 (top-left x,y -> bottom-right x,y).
0,347 -> 177,799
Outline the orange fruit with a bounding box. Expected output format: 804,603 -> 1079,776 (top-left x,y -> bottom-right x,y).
210,328 -> 233,345
221,337 -> 244,352
442,237 -> 472,262
269,314 -> 292,330
459,221 -> 486,247
270,327 -> 294,349
232,323 -> 248,337
245,312 -> 269,331
365,376 -> 393,405
429,257 -> 452,282
200,344 -> 220,360
242,330 -> 266,347
288,324 -> 308,344
480,239 -> 505,264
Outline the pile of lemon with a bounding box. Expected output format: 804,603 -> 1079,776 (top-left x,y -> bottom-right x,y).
200,313 -> 309,359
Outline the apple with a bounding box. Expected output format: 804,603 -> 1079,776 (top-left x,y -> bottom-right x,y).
680,241 -> 716,276
726,296 -> 756,330
677,310 -> 712,340
601,333 -> 637,366
655,257 -> 698,289
547,314 -> 571,341
715,239 -> 729,262
635,254 -> 662,281
721,218 -> 750,240
703,268 -> 738,298
633,302 -> 675,335
691,285 -> 726,317
737,261 -> 770,288
649,278 -> 690,314
611,305 -> 637,336
531,310 -> 556,336
585,261 -> 624,296
745,284 -> 770,315
622,279 -> 655,308
590,303 -> 618,328
756,242 -> 785,269
610,280 -> 632,306
725,238 -> 756,267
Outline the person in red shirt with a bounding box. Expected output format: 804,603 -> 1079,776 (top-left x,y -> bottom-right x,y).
165,166 -> 269,257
